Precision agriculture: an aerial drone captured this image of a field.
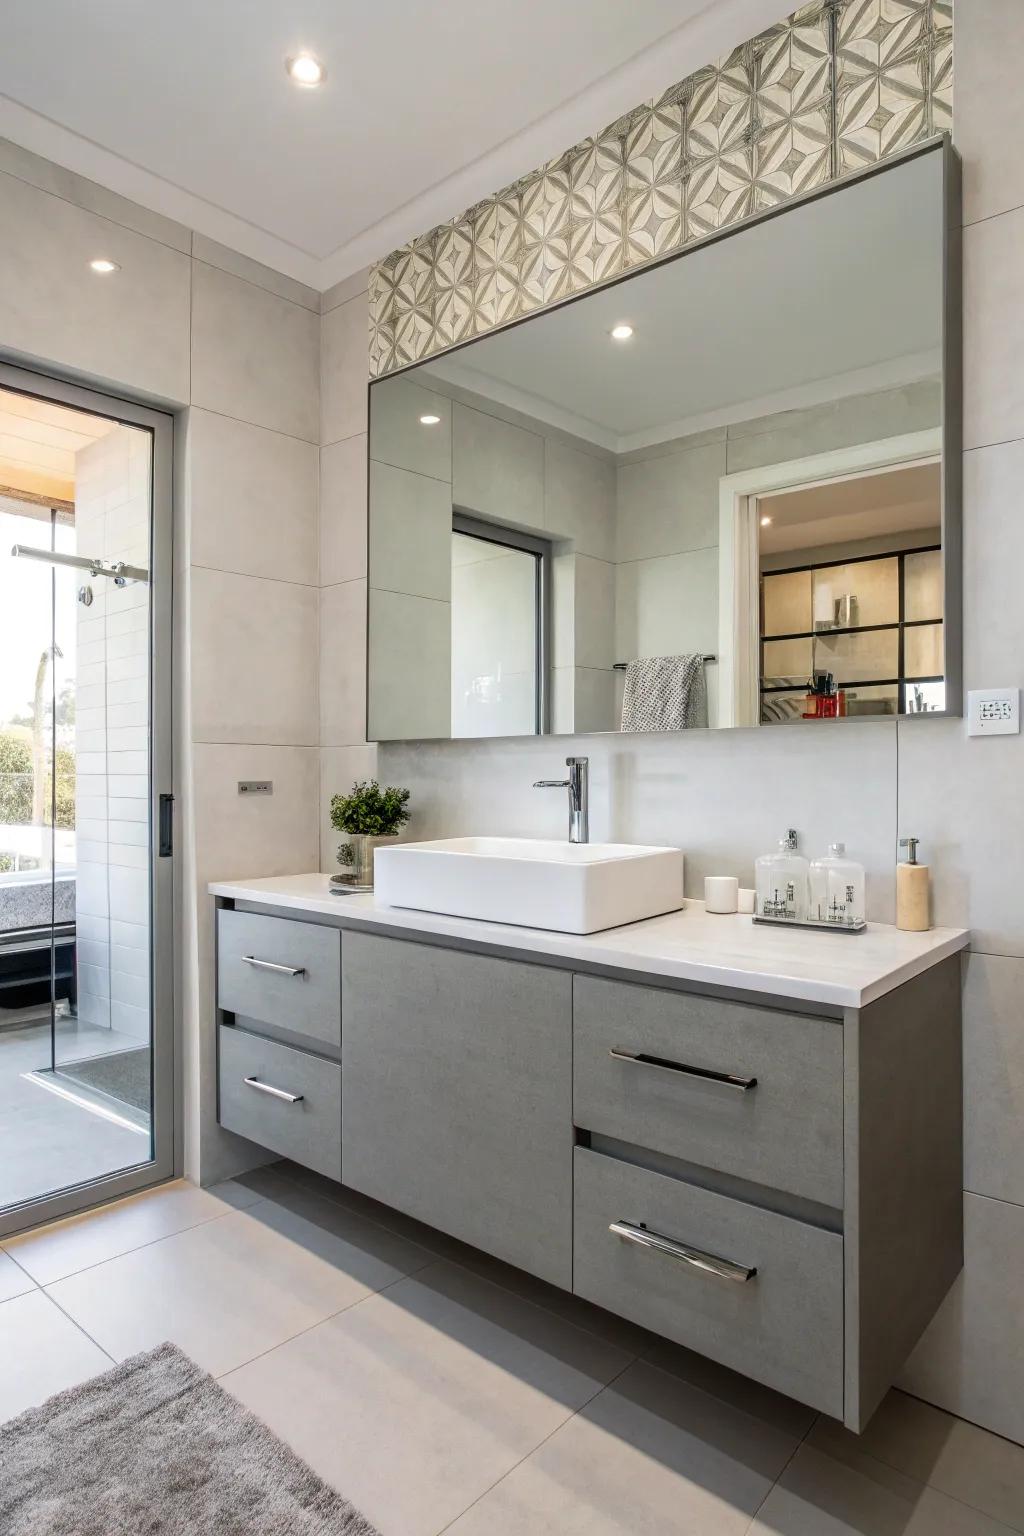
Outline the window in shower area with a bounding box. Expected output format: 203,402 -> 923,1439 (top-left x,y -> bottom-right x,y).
0,381 -> 163,1218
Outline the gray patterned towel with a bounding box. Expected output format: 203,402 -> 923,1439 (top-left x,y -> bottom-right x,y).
620,653 -> 708,732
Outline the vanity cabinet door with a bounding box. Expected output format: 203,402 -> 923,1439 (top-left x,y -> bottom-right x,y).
342,932 -> 573,1287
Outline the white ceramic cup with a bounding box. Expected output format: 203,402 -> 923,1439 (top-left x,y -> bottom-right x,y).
737,887 -> 756,915
704,875 -> 739,914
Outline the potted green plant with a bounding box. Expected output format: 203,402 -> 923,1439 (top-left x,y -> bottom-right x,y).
330,780 -> 411,887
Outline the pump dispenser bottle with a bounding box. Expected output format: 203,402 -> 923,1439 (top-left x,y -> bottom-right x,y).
896,836 -> 930,931
755,830 -> 809,922
809,842 -> 866,927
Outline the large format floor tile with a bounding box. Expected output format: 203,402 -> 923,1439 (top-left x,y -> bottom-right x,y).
810,1389 -> 1024,1535
3,1177 -> 259,1286
46,1191 -> 430,1376
0,1247 -> 35,1303
748,1444 -> 1016,1536
0,1289 -> 111,1424
446,1358 -> 803,1536
223,1259 -> 633,1536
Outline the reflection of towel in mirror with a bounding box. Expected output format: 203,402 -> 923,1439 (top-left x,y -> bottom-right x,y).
620,654 -> 708,731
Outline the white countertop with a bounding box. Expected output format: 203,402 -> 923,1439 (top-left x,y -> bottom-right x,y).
208,873 -> 968,1009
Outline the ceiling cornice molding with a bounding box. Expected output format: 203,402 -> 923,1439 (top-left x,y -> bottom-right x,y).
0,0 -> 785,293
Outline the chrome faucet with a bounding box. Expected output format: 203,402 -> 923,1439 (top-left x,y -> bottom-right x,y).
533,756 -> 589,844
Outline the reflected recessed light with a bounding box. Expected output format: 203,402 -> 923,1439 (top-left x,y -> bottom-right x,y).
610,323 -> 634,341
286,52 -> 325,86
760,515 -> 772,527
419,413 -> 441,426
89,258 -> 120,274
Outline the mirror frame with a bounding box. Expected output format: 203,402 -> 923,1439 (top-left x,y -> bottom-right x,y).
365,135 -> 962,741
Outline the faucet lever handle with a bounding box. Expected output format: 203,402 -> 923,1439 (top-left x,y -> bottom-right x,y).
533,778 -> 570,789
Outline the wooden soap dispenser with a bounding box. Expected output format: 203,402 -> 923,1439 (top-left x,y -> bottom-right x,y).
897,836 -> 930,931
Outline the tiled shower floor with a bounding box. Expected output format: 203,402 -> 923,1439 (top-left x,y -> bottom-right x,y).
0,1016 -> 150,1212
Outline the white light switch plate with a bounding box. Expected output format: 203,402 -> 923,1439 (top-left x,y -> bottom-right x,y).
967,688 -> 1020,736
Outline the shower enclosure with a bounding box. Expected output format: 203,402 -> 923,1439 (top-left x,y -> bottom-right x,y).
0,364 -> 173,1235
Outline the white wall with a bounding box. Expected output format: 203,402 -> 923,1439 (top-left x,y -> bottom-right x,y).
0,138 -> 321,1186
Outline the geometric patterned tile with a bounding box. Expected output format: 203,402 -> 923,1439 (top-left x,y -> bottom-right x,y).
836,0 -> 932,173
752,2 -> 833,209
367,0 -> 953,378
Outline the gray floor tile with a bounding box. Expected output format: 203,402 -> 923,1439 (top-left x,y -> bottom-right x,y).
446,1357 -> 803,1536
46,1191 -> 426,1376
3,1176 -> 260,1285
810,1390 -> 1024,1535
642,1334 -> 817,1440
0,1289 -> 110,1424
222,1258 -> 632,1536
0,1247 -> 36,1303
749,1444 -> 1017,1536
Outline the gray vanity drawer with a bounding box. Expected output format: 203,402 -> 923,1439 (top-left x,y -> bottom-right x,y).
217,909 -> 341,1048
573,976 -> 843,1209
573,1147 -> 843,1416
218,1025 -> 341,1181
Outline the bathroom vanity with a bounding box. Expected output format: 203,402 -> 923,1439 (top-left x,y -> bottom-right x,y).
210,874 -> 967,1432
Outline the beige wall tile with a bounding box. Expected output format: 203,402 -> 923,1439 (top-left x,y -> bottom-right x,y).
616,441 -> 724,563
369,461 -> 453,601
320,434 -> 368,587
543,439 -> 615,561
368,588 -> 451,742
370,374 -> 452,479
900,1192 -> 1024,1446
319,579 -> 368,747
897,716 -> 1024,956
322,294 -> 369,446
725,380 -> 941,474
955,0 -> 1024,227
0,169 -> 190,402
963,953 -> 1024,1206
963,440 -> 1024,687
191,232 -> 320,312
963,205 -> 1024,452
188,409 -> 318,585
191,261 -> 319,441
190,567 -> 318,745
453,404 -> 544,529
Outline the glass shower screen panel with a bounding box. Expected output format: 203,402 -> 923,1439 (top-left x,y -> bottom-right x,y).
0,393 -> 155,1214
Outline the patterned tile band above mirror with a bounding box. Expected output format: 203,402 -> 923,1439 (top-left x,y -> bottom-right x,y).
368,0 -> 952,379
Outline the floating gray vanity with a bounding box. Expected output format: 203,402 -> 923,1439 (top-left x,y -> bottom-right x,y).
210,874 -> 968,1432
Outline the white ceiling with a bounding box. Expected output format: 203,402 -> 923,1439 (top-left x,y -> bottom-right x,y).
0,0 -> 788,289
419,152 -> 944,452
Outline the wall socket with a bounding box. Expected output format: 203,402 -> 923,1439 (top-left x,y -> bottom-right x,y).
237,780 -> 273,795
967,688 -> 1019,736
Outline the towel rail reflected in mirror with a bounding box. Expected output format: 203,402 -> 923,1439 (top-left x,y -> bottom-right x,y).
365,137 -> 960,742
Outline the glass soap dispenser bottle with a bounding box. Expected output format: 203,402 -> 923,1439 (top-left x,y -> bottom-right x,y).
809,842 -> 866,927
755,830 -> 809,922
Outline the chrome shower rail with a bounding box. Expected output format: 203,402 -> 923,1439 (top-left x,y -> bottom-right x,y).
11,544 -> 149,585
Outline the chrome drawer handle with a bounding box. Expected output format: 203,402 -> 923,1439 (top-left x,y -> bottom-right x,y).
240,955 -> 305,977
244,1076 -> 304,1104
609,1046 -> 756,1091
610,1219 -> 756,1283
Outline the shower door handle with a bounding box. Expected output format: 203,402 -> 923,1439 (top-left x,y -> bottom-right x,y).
158,793 -> 174,857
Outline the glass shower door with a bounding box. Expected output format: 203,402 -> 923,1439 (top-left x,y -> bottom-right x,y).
0,368 -> 173,1230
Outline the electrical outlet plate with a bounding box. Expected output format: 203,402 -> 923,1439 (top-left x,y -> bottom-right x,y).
967,688 -> 1020,736
237,780 -> 273,794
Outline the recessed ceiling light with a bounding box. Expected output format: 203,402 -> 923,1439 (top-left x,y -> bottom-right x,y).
89,258 -> 120,274
419,414 -> 441,426
286,53 -> 325,86
760,515 -> 773,527
610,323 -> 634,341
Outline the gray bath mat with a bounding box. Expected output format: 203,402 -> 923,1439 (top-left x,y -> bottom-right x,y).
0,1341 -> 380,1535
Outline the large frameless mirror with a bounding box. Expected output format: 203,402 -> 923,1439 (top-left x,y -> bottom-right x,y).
366,139 -> 959,741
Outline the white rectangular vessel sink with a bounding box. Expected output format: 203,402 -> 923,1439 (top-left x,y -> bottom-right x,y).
374,837 -> 684,935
